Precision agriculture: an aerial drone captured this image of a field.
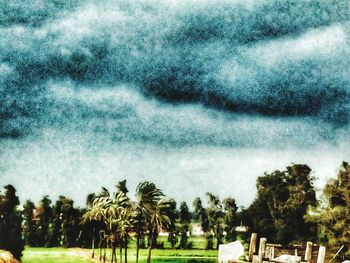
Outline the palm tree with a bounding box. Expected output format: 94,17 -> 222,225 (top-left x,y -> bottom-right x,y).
81,209 -> 96,258
133,206 -> 146,263
116,206 -> 135,263
81,193 -> 105,259
82,188 -> 126,263
85,184 -> 137,263
100,192 -> 129,263
146,198 -> 171,263
135,182 -> 164,263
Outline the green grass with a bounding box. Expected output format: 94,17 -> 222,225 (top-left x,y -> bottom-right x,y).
22,247 -> 217,263
22,247 -> 93,263
22,235 -> 251,262
121,236 -> 211,250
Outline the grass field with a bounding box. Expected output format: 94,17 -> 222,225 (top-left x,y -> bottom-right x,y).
21,235 -> 249,262
22,247 -> 217,263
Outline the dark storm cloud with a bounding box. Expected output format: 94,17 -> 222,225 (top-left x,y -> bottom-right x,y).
45,83 -> 339,147
0,0 -> 81,27
0,0 -> 349,143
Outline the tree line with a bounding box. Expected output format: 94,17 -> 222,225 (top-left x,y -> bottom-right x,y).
0,163 -> 349,261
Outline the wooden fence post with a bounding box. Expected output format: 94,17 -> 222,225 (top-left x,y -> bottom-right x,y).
305,242 -> 313,263
258,238 -> 267,263
317,246 -> 326,263
247,233 -> 257,262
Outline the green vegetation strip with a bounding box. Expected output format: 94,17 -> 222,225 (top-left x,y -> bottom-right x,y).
22,247 -> 217,263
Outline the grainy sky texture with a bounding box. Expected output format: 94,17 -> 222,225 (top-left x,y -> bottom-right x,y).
0,0 -> 350,207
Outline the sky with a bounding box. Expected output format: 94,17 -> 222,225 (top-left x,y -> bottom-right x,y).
0,0 -> 350,208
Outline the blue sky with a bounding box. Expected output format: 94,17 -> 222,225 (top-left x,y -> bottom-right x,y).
0,0 -> 349,207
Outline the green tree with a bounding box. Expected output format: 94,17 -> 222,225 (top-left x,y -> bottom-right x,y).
135,181 -> 163,263
244,164 -> 317,244
115,180 -> 133,263
223,197 -> 238,242
117,205 -> 135,263
133,206 -> 146,263
146,198 -> 171,263
39,195 -> 54,246
193,197 -> 211,249
0,185 -> 25,260
22,200 -> 36,246
178,201 -> 191,249
135,181 -> 170,263
86,186 -> 134,263
318,162 -> 350,257
206,193 -> 225,249
167,199 -> 178,249
53,196 -> 82,247
88,190 -> 109,262
81,193 -> 100,258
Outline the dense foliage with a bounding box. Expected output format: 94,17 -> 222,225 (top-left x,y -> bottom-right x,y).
242,164 -> 318,244
316,162 -> 350,257
0,162 -> 349,261
0,185 -> 25,260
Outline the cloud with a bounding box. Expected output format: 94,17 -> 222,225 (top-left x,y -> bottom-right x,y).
39,82 -> 343,148
1,0 -> 350,205
0,0 -> 349,142
0,0 -> 81,27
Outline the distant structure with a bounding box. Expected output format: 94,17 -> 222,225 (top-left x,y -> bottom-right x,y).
191,222 -> 248,236
235,222 -> 249,233
191,223 -> 204,236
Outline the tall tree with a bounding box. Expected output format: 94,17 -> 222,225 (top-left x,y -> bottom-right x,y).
81,193 -> 101,258
22,200 -> 36,246
223,197 -> 238,242
135,181 -> 170,263
318,162 -> 350,257
178,201 -> 191,249
146,199 -> 171,263
206,193 -> 225,249
0,185 -> 25,260
193,197 -> 211,249
167,199 -> 178,249
135,181 -> 164,263
39,195 -> 54,246
244,164 -> 317,244
53,196 -> 82,247
86,187 -> 134,263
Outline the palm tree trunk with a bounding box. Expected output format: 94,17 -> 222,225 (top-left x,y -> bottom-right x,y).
92,227 -> 95,258
111,243 -> 117,263
136,230 -> 140,263
103,241 -> 107,263
147,244 -> 152,263
124,236 -> 128,263
147,232 -> 153,263
119,245 -> 123,263
99,238 -> 103,261
113,246 -> 117,263
111,246 -> 114,263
